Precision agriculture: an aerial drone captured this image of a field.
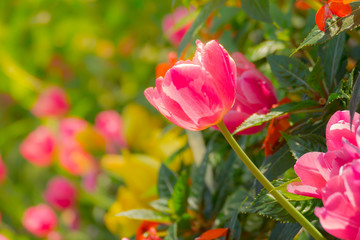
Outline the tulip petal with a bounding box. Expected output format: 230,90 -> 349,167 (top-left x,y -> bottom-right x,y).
294,152 -> 327,188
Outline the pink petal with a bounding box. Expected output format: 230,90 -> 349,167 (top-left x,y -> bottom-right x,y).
287,181 -> 322,198
294,152 -> 327,188
231,52 -> 255,76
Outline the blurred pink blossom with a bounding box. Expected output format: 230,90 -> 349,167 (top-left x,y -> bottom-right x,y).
31,87 -> 70,118
145,40 -> 236,131
162,7 -> 193,46
222,52 -> 277,134
22,204 -> 58,237
47,231 -> 62,240
20,126 -> 55,167
315,160 -> 360,240
58,147 -> 96,176
0,156 -> 7,184
95,110 -> 127,153
0,234 -> 9,240
45,177 -> 77,210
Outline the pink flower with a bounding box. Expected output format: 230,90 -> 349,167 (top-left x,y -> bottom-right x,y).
59,118 -> 88,147
144,40 -> 236,131
0,156 -> 6,184
20,126 -> 55,167
315,160 -> 360,240
287,110 -> 360,198
162,7 -> 194,46
44,177 -> 77,210
222,53 -> 277,134
22,204 -> 58,237
31,87 -> 69,118
58,147 -> 95,176
95,110 -> 127,153
0,234 -> 9,240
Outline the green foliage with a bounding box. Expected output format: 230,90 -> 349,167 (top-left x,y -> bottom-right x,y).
242,0 -> 272,23
283,134 -> 327,160
117,209 -> 172,222
158,164 -> 178,199
170,170 -> 190,217
350,69 -> 360,127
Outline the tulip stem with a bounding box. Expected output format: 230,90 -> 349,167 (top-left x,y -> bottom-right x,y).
216,120 -> 326,240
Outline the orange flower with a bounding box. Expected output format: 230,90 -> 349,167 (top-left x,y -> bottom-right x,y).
155,52 -> 178,78
315,0 -> 355,31
136,221 -> 161,240
262,98 -> 291,157
196,228 -> 229,240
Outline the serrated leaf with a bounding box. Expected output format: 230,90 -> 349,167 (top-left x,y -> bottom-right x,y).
178,0 -> 226,57
171,170 -> 190,216
158,164 -> 178,199
233,100 -> 319,134
164,223 -> 178,240
246,179 -> 322,222
242,0 -> 272,23
350,70 -> 360,127
116,209 -> 171,222
269,222 -> 302,240
283,134 -> 327,160
293,2 -> 360,53
267,55 -> 311,89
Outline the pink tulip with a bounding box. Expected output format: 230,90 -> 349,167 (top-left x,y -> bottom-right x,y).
95,110 -> 127,153
0,234 -> 9,240
58,147 -> 95,176
145,40 -> 236,131
44,177 -> 77,210
221,53 -> 277,134
0,156 -> 6,184
22,204 -> 58,237
59,117 -> 88,147
20,126 -> 55,167
326,110 -> 360,151
47,231 -> 62,240
315,160 -> 360,240
162,7 -> 193,46
31,87 -> 69,118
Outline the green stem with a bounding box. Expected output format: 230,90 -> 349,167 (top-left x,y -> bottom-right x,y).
216,120 -> 326,240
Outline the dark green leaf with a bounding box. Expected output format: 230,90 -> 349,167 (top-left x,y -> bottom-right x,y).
224,211 -> 242,240
350,70 -> 360,127
269,222 -> 301,240
248,41 -> 285,61
164,223 -> 178,240
267,55 -> 311,88
246,180 -> 322,222
242,0 -> 272,23
150,199 -> 172,213
177,0 -> 226,57
233,101 -> 319,134
293,2 -> 360,53
220,187 -> 252,220
283,134 -> 327,160
306,58 -> 325,96
171,170 -> 190,216
158,164 -> 178,199
116,209 -> 171,222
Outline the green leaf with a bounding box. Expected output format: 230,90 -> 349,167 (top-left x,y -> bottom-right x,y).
233,100 -> 319,134
246,179 -> 322,222
164,223 -> 178,240
320,33 -> 346,90
224,211 -> 242,240
269,222 -> 301,240
116,209 -> 171,222
267,55 -> 311,89
242,0 -> 272,23
220,187 -> 252,220
150,199 -> 172,213
177,0 -> 226,57
306,58 -> 325,96
293,2 -> 360,53
158,164 -> 178,199
283,134 -> 327,160
350,70 -> 360,127
248,40 -> 286,61
171,170 -> 190,216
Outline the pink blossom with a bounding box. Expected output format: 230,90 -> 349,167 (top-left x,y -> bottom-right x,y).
0,156 -> 6,184
288,111 -> 360,198
22,204 -> 58,237
31,87 -> 69,118
315,160 -> 360,240
145,40 -> 236,131
44,177 -> 77,210
222,53 -> 277,134
59,117 -> 88,147
162,7 -> 193,46
95,110 -> 127,153
47,231 -> 62,240
58,147 -> 95,176
0,234 -> 9,240
20,126 -> 55,167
